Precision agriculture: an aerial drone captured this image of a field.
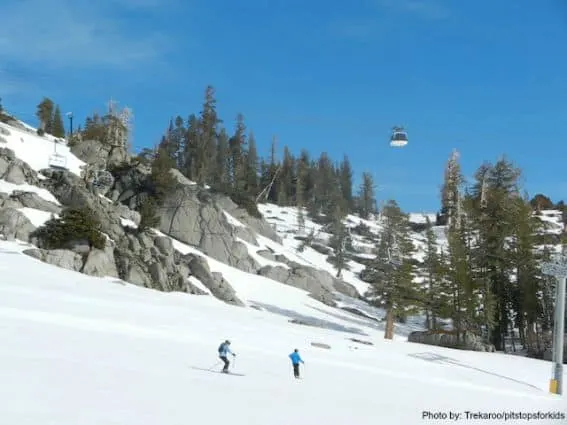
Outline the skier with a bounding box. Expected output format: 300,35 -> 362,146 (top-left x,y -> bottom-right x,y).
288,348 -> 304,379
218,340 -> 236,373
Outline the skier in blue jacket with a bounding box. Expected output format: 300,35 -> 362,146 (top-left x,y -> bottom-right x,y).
288,349 -> 304,378
218,340 -> 236,373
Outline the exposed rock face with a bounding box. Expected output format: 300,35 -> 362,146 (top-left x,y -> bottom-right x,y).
0,141 -> 365,311
0,147 -> 40,185
81,245 -> 119,278
113,230 -> 206,295
7,191 -> 61,214
23,248 -> 83,272
109,161 -> 152,208
182,253 -> 244,306
215,194 -> 282,244
0,208 -> 36,241
70,138 -> 129,170
40,169 -> 125,242
408,330 -> 496,352
157,180 -> 260,273
257,254 -> 359,306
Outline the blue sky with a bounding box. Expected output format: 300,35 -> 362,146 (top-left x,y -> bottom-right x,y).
1,0 -> 567,213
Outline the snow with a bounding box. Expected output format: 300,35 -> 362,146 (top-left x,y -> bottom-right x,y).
0,121 -> 85,176
0,116 -> 565,423
256,203 -> 372,295
224,211 -> 246,227
188,275 -> 212,295
0,239 -> 564,425
18,207 -> 56,227
120,217 -> 138,229
0,179 -> 61,205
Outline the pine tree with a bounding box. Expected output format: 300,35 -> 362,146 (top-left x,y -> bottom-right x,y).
295,151 -> 310,233
422,217 -> 446,329
215,128 -> 230,190
183,114 -> 200,180
509,194 -> 543,354
52,105 -> 65,137
229,113 -> 246,191
364,200 -> 417,339
357,171 -> 376,219
198,85 -> 220,185
440,149 -> 464,227
328,206 -> 352,278
339,155 -> 354,211
245,131 -> 259,196
151,146 -> 177,203
138,197 -> 160,231
36,97 -> 55,135
277,146 -> 295,206
482,157 -> 522,350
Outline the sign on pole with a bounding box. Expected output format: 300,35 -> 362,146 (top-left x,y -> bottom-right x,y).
541,253 -> 567,395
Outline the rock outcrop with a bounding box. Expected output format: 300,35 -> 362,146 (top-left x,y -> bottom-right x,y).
157,178 -> 260,273
408,330 -> 496,352
70,138 -> 129,170
0,138 -> 364,310
0,208 -> 36,241
0,147 -> 40,185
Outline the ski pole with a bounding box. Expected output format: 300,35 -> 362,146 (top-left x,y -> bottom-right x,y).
208,361 -> 221,371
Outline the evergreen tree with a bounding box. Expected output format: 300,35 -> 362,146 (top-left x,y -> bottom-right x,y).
197,85 -> 220,185
151,146 -> 177,203
183,114 -> 200,180
277,146 -> 295,206
328,206 -> 352,278
244,131 -> 259,196
36,97 -> 55,135
364,200 -> 417,339
357,171 -> 376,219
229,113 -> 247,190
440,149 -> 464,227
138,197 -> 160,231
52,105 -> 65,137
215,128 -> 230,190
422,217 -> 446,329
481,157 -> 522,350
339,155 -> 354,211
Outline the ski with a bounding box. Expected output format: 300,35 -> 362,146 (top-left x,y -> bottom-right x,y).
189,366 -> 245,376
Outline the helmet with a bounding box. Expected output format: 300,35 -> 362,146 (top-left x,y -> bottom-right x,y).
225,340 -> 231,344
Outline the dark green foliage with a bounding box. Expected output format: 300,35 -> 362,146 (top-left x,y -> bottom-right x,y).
356,172 -> 376,219
328,207 -> 352,278
82,113 -> 108,142
150,146 -> 177,202
530,193 -> 553,211
228,189 -> 261,218
52,105 -> 65,137
36,97 -> 55,135
32,208 -> 106,250
138,197 -> 160,230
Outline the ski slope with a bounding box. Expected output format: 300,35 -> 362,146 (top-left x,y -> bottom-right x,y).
0,121 -> 85,176
0,240 -> 565,425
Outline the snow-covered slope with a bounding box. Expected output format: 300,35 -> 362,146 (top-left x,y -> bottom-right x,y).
0,117 -> 565,423
0,121 -> 85,176
0,239 -> 565,425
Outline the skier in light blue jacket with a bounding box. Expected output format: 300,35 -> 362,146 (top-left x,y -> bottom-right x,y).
218,340 -> 236,373
288,349 -> 304,378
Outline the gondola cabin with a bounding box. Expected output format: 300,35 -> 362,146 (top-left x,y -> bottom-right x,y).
390,127 -> 408,147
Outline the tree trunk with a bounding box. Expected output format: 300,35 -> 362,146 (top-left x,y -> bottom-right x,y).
384,307 -> 395,340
